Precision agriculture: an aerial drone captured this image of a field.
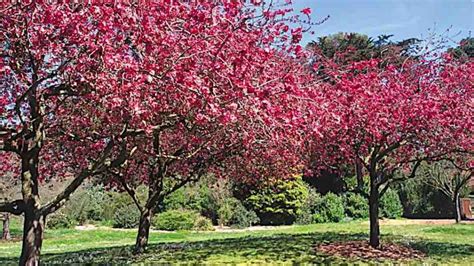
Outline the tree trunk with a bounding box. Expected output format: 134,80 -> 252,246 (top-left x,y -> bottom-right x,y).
19,211 -> 44,266
454,192 -> 461,223
2,213 -> 11,240
134,208 -> 153,254
355,158 -> 364,190
369,179 -> 380,248
19,154 -> 44,266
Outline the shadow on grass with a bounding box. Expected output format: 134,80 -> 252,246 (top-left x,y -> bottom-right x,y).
1,231 -> 473,264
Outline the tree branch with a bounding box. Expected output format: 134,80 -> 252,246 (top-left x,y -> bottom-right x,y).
0,199 -> 25,215
109,170 -> 144,213
41,139 -> 130,215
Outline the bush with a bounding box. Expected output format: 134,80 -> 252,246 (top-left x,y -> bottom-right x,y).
296,191 -> 345,224
244,175 -> 309,225
380,188 -> 403,218
161,175 -> 228,224
314,192 -> 345,223
344,192 -> 369,219
153,209 -> 198,231
60,185 -> 108,225
217,197 -> 239,226
47,212 -> 76,229
229,202 -> 259,228
163,181 -> 212,213
102,186 -> 148,223
216,197 -> 258,228
193,216 -> 215,231
113,204 -> 140,228
295,188 -> 319,224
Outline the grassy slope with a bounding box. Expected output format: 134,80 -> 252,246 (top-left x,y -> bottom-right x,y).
1,218 -> 473,264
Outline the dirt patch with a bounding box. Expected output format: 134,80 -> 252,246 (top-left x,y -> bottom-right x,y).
361,219 -> 474,226
0,236 -> 22,242
76,224 -> 97,230
316,240 -> 425,261
379,219 -> 455,225
213,225 -> 293,232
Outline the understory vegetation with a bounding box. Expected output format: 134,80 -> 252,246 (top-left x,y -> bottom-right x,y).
43,174 -> 407,230
44,171 -> 462,232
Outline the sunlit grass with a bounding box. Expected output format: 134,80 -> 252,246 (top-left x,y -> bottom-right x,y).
1,217 -> 473,264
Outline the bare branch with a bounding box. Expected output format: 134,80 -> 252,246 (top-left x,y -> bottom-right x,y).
0,199 -> 25,215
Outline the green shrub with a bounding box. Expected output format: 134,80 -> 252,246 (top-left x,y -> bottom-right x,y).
380,188 -> 403,218
103,186 -> 148,222
153,209 -> 198,231
229,202 -> 259,228
163,182 -> 212,213
215,197 -> 259,228
47,212 -> 76,229
60,185 -> 108,225
314,192 -> 345,223
217,197 -> 239,226
295,210 -> 312,225
103,192 -> 133,222
244,175 -> 309,225
344,192 -> 369,219
295,188 -> 319,224
296,190 -> 345,224
113,204 -> 140,228
193,216 -> 215,231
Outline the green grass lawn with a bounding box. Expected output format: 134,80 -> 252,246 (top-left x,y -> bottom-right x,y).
1,218 -> 473,264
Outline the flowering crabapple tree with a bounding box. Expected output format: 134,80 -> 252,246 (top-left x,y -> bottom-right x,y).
307,55 -> 473,248
93,1 -> 317,254
0,2 -> 151,264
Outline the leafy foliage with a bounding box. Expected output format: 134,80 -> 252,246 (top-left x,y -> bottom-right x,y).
380,189 -> 404,219
244,176 -> 309,225
193,216 -> 215,231
313,192 -> 346,223
344,193 -> 369,219
297,191 -> 345,224
152,210 -> 199,231
112,205 -> 140,229
162,180 -> 213,217
46,213 -> 75,229
216,197 -> 259,228
60,186 -> 108,225
228,202 -> 260,229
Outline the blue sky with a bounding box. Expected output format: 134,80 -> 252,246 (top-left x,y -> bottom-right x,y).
291,0 -> 473,45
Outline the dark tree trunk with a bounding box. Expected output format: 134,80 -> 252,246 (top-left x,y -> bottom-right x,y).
369,178 -> 380,248
355,158 -> 364,190
2,213 -> 11,240
134,208 -> 153,254
19,211 -> 44,266
454,192 -> 461,223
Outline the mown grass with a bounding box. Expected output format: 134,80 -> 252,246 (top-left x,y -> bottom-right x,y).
1,217 -> 473,264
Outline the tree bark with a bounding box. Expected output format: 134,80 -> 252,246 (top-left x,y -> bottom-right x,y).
369,178 -> 380,248
19,154 -> 44,266
2,213 -> 11,240
355,158 -> 364,190
454,192 -> 461,223
134,208 -> 153,254
19,211 -> 44,266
